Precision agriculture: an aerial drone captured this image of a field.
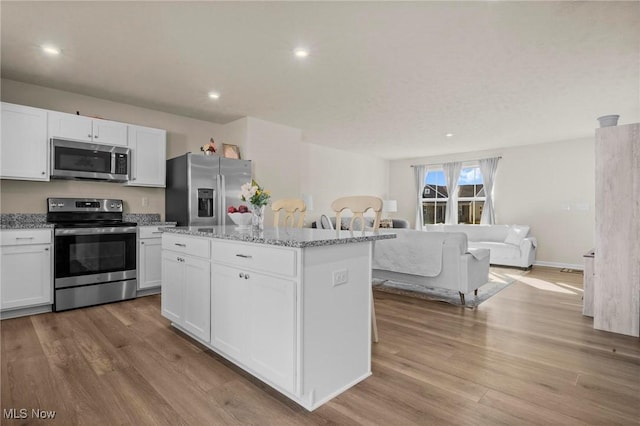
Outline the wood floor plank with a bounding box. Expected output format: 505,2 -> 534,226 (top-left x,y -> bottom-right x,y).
1,267 -> 639,425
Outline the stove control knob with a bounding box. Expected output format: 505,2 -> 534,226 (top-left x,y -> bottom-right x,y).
57,203 -> 64,207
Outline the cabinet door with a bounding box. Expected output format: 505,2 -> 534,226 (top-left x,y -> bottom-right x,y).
0,244 -> 52,310
126,125 -> 166,187
0,103 -> 48,181
211,263 -> 248,361
48,111 -> 93,142
161,251 -> 183,323
92,119 -> 127,146
247,272 -> 296,393
182,256 -> 211,342
139,238 -> 162,289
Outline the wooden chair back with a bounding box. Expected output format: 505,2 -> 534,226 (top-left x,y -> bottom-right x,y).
330,196 -> 383,232
271,198 -> 307,228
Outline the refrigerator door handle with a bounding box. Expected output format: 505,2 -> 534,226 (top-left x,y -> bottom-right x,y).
218,174 -> 225,226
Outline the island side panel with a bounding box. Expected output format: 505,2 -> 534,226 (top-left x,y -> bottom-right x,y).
301,241 -> 372,408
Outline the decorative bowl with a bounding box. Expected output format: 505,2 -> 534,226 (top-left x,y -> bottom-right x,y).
228,212 -> 252,229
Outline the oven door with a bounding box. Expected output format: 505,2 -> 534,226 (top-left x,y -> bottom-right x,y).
54,227 -> 137,288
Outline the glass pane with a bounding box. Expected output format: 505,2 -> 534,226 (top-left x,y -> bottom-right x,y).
477,185 -> 485,197
458,201 -> 471,224
425,170 -> 446,186
55,147 -> 112,173
458,167 -> 483,185
423,184 -> 448,199
423,201 -> 447,224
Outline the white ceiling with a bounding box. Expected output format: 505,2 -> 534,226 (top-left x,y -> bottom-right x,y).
2,1 -> 639,160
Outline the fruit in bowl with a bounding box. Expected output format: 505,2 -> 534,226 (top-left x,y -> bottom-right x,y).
228,205 -> 249,214
227,205 -> 252,228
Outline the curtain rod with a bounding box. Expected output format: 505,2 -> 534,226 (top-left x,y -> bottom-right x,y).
410,155 -> 502,168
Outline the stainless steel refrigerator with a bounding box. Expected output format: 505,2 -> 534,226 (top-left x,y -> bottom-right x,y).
165,153 -> 252,226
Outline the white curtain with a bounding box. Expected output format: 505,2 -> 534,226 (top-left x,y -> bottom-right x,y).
479,157 -> 500,224
413,165 -> 427,230
443,161 -> 462,224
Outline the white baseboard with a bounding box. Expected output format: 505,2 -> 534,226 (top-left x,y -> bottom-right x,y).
534,260 -> 584,271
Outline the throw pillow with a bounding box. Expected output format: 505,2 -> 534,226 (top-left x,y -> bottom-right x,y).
504,225 -> 530,245
379,219 -> 393,229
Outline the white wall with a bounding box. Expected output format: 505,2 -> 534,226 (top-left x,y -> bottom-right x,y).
221,117 -> 389,226
389,138 -> 595,267
301,143 -> 389,225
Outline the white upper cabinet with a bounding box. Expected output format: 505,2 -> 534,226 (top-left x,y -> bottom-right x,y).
0,102 -> 49,181
48,111 -> 127,146
126,125 -> 166,187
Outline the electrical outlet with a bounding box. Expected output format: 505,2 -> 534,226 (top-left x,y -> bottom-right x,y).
333,269 -> 348,286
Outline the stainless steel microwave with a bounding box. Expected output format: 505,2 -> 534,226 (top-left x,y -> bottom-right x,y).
50,139 -> 130,182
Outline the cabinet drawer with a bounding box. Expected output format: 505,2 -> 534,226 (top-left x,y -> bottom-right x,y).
139,225 -> 174,239
211,240 -> 296,277
162,233 -> 210,258
1,229 -> 52,246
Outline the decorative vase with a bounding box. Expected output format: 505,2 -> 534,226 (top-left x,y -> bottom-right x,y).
597,115 -> 620,128
251,205 -> 265,230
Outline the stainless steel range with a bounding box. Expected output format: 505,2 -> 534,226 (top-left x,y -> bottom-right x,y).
47,198 -> 137,311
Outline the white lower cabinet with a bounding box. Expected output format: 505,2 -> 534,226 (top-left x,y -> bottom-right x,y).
162,233 -> 373,411
211,263 -> 296,393
161,236 -> 211,342
138,225 -> 175,290
0,229 -> 53,311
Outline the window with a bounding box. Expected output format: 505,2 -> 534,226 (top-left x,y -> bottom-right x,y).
457,166 -> 485,224
421,170 -> 448,224
421,165 -> 486,225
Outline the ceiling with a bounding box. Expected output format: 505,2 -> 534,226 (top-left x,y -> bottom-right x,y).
2,1 -> 639,160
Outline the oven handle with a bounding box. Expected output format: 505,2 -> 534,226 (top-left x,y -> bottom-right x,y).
55,226 -> 137,236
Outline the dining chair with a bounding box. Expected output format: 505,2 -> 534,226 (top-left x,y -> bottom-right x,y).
319,214 -> 334,230
271,198 -> 307,228
330,195 -> 383,343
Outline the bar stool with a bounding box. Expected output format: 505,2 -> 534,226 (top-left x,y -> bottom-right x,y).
271,198 -> 307,228
330,196 -> 383,343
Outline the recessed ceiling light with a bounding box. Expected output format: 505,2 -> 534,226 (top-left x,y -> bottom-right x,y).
294,48 -> 309,58
208,91 -> 220,100
445,133 -> 454,138
41,45 -> 61,56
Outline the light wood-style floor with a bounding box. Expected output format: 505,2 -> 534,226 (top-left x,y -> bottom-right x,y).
2,267 -> 639,425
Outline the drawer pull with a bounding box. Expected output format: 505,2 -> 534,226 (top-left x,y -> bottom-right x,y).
244,273 -> 250,280
152,231 -> 163,234
239,272 -> 245,279
15,236 -> 35,240
175,243 -> 187,247
235,254 -> 252,259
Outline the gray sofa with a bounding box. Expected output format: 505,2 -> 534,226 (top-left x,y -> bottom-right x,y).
312,217 -> 410,230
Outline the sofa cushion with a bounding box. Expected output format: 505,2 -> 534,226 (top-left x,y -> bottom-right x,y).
469,241 -> 521,260
504,225 -> 530,245
374,229 -> 467,277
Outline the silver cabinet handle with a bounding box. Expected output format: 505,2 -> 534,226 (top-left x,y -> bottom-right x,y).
94,135 -> 99,139
88,134 -> 92,138
42,171 -> 46,175
44,248 -> 49,251
175,243 -> 186,247
141,241 -> 145,245
15,237 -> 34,240
244,274 -> 250,280
239,272 -> 245,278
235,254 -> 252,259
152,231 -> 163,234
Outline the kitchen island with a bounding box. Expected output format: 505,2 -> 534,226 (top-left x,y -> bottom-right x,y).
160,225 -> 395,411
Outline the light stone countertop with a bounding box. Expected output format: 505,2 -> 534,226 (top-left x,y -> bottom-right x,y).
163,225 -> 396,248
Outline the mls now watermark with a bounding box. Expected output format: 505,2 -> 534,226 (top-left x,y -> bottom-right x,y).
3,408 -> 56,420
